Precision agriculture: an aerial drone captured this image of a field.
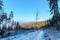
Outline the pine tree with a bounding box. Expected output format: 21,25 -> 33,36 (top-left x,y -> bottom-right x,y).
9,11 -> 13,19
16,22 -> 21,31
48,0 -> 60,30
0,0 -> 3,10
48,0 -> 59,15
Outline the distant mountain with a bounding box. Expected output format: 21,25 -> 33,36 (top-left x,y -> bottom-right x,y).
21,20 -> 50,29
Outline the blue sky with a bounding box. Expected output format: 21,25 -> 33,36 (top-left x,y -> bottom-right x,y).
3,0 -> 60,22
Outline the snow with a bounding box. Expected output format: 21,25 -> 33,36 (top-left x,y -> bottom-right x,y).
44,29 -> 60,40
0,29 -> 60,40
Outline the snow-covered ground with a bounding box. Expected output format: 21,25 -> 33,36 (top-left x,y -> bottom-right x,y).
0,29 -> 60,40
44,29 -> 60,40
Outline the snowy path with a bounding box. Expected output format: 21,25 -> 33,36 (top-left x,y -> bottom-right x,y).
0,30 -> 45,40
0,29 -> 60,40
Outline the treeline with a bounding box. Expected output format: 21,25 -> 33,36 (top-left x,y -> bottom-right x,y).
0,11 -> 22,37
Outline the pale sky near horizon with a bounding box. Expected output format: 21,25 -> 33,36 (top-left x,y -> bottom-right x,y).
3,0 -> 60,22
